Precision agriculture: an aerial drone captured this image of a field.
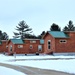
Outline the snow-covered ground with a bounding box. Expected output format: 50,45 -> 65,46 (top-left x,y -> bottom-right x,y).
0,54 -> 75,74
0,66 -> 26,75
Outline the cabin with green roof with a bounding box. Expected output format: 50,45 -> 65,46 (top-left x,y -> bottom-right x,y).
43,31 -> 75,54
7,39 -> 44,55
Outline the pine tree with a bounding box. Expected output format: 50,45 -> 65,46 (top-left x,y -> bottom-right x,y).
13,20 -> 32,39
50,23 -> 61,31
63,20 -> 75,31
0,30 -> 8,40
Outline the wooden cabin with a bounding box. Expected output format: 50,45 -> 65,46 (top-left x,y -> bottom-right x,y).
7,39 -> 44,55
0,40 -> 8,53
43,31 -> 75,54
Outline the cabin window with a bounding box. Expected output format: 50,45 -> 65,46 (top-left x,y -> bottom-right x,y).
6,46 -> 8,48
10,45 -> 12,52
48,40 -> 51,50
38,45 -> 42,51
30,40 -> 36,43
30,45 -> 33,49
18,45 -> 23,48
60,40 -> 67,43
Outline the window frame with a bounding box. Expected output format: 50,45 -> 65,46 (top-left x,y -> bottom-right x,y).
47,40 -> 51,50
30,45 -> 33,49
10,45 -> 12,52
60,40 -> 67,43
38,45 -> 42,51
18,45 -> 23,48
30,40 -> 36,43
6,45 -> 8,48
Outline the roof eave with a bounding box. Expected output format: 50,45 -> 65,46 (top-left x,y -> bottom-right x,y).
55,37 -> 70,39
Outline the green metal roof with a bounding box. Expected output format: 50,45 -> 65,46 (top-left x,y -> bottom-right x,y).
40,39 -> 44,44
11,39 -> 24,44
48,31 -> 69,38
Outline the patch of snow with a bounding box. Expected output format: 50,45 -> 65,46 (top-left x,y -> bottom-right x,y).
0,66 -> 26,75
0,54 -> 75,62
3,59 -> 75,74
0,54 -> 75,74
12,54 -> 75,59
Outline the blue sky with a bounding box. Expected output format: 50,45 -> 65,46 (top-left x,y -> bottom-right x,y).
0,0 -> 75,38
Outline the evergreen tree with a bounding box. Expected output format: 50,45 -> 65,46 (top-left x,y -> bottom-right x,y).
0,30 -> 3,40
37,31 -> 45,39
25,34 -> 37,39
0,30 -> 8,40
63,20 -> 75,31
13,20 -> 32,39
50,23 -> 61,31
2,32 -> 9,40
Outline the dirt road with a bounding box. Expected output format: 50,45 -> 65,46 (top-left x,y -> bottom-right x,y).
0,63 -> 74,75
